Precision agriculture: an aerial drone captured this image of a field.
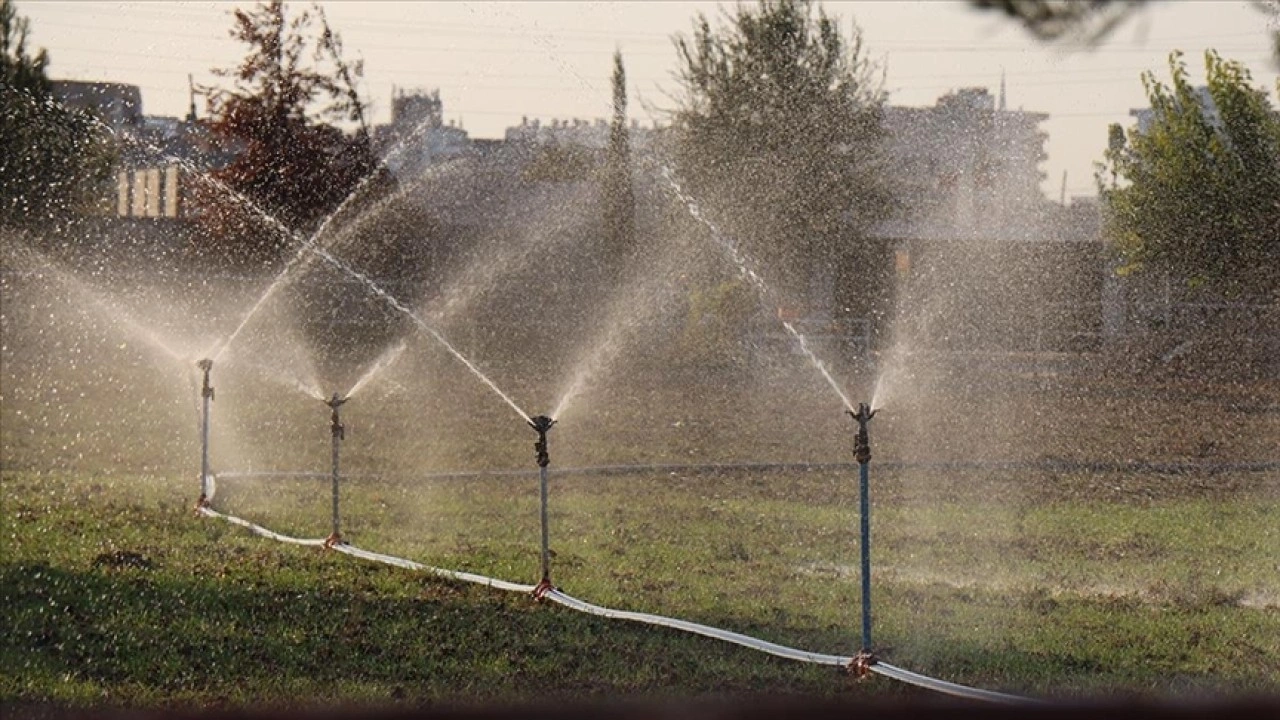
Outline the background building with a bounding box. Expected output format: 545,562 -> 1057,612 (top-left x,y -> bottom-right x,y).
372,88 -> 472,176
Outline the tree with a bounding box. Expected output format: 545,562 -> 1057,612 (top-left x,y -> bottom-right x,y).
602,50 -> 635,268
1098,51 -> 1280,297
969,0 -> 1280,70
1,0 -> 113,226
199,0 -> 381,263
668,0 -> 896,310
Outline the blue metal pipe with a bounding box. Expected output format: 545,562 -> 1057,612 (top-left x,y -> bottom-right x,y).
859,457 -> 872,651
197,359 -> 214,504
848,402 -> 876,653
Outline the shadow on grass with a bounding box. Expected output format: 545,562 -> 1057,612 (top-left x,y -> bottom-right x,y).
0,557 -> 916,711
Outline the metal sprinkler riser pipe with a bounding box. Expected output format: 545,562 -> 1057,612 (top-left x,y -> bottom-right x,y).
325,393 -> 348,547
528,415 -> 556,593
196,358 -> 214,507
846,402 -> 877,655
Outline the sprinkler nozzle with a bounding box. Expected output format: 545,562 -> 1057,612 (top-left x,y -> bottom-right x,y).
528,415 -> 556,468
847,403 -> 876,465
197,358 -> 214,400
328,393 -> 347,440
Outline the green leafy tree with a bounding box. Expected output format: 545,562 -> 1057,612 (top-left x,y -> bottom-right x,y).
602,50 -> 635,268
970,0 -> 1280,70
1099,51 -> 1280,297
0,0 -> 42,90
199,0 -> 381,262
669,0 -> 896,309
1,0 -> 113,226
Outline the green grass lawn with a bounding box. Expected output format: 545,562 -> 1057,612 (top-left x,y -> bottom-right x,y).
4,465 -> 1277,712
1,471 -> 914,713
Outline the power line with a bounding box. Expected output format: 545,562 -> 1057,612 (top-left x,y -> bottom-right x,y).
30,16 -> 1275,57
58,1 -> 1277,49
56,50 -> 1257,96
43,33 -> 1236,83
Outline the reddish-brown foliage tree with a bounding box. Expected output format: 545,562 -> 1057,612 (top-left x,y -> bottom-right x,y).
196,1 -> 384,266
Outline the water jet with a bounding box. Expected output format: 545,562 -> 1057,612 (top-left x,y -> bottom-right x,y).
344,341 -> 406,400
656,163 -> 857,414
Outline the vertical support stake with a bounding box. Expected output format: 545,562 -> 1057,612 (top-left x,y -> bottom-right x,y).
848,403 -> 877,654
859,454 -> 872,651
326,393 -> 347,547
529,415 -> 556,595
539,464 -> 551,579
196,359 -> 214,509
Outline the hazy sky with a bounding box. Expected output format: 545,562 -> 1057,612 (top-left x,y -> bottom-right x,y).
20,1 -> 1280,200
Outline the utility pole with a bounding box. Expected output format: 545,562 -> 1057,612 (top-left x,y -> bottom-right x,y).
186,74 -> 198,123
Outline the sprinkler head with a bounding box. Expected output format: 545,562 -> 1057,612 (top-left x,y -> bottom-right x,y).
528,415 -> 555,468
847,403 -> 876,465
847,403 -> 876,426
197,358 -> 214,400
328,394 -> 347,439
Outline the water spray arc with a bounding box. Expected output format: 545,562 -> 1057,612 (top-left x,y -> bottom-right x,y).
36,82 -> 470,369
196,359 -> 215,507
656,164 -> 856,413
325,393 -> 348,548
529,415 -> 557,596
70,81 -> 537,425
848,403 -> 877,664
310,247 -> 532,424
